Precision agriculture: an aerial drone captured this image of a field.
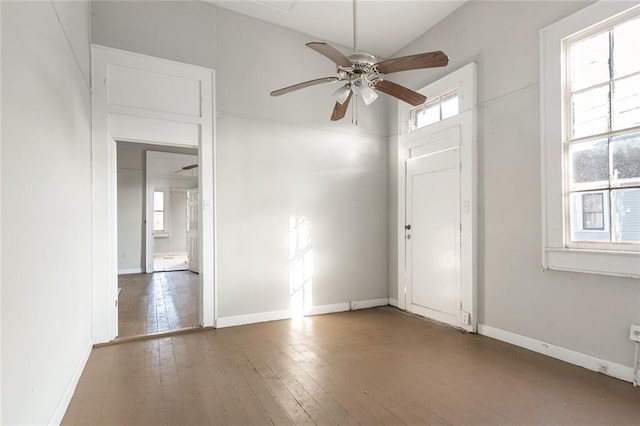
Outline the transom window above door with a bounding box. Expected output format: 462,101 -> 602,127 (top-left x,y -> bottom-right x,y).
408,90 -> 459,131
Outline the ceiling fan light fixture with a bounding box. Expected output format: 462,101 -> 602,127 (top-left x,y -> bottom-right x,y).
332,84 -> 352,105
355,84 -> 378,106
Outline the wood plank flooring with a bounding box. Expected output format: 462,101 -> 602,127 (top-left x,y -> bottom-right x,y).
118,271 -> 199,338
63,307 -> 640,424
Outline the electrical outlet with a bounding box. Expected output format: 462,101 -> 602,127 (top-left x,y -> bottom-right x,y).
630,324 -> 640,343
462,311 -> 471,325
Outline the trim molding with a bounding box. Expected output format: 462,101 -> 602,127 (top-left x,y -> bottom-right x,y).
308,302 -> 350,316
118,267 -> 144,275
478,324 -> 634,383
216,309 -> 292,328
50,341 -> 92,425
350,298 -> 389,310
388,297 -> 399,307
216,298 -> 390,329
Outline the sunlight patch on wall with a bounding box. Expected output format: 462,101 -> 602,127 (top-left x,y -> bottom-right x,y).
289,215 -> 313,318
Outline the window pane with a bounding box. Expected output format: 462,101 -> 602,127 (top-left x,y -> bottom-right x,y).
611,132 -> 640,186
441,91 -> 459,120
153,191 -> 164,211
419,99 -> 439,128
570,31 -> 610,91
569,191 -> 611,242
572,85 -> 610,138
612,74 -> 640,131
153,212 -> 164,231
611,188 -> 640,243
569,138 -> 609,190
613,17 -> 640,78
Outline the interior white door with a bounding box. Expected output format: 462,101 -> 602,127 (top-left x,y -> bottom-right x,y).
406,146 -> 461,327
187,188 -> 200,273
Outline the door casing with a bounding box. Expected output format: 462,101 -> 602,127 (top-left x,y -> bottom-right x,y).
91,45 -> 217,343
396,63 -> 477,332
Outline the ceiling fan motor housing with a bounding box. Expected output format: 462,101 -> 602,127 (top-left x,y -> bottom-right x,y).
340,51 -> 381,88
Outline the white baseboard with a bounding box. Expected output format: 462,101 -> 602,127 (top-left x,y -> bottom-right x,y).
216,309 -> 291,328
388,297 -> 399,307
307,302 -> 350,316
478,324 -> 634,383
50,341 -> 92,425
153,251 -> 188,257
350,297 -> 389,310
216,298 -> 390,329
118,267 -> 143,275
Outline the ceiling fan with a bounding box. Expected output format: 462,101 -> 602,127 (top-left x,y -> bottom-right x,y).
270,0 -> 449,122
173,164 -> 198,173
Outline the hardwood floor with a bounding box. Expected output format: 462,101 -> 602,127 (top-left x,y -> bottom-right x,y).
118,271 -> 199,338
64,307 -> 640,424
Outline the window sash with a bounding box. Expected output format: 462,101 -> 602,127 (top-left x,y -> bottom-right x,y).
563,9 -> 640,250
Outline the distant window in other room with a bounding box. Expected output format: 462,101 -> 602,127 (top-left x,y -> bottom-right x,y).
153,190 -> 165,232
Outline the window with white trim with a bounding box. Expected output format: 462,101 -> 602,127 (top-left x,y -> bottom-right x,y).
541,1 -> 640,278
152,190 -> 169,237
409,90 -> 459,131
564,13 -> 640,248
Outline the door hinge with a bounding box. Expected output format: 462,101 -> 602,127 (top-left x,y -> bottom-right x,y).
115,300 -> 118,308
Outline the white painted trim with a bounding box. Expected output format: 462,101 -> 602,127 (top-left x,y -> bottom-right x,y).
388,297 -> 399,307
91,45 -> 217,343
0,1 -> 3,420
478,324 -> 635,383
540,2 -> 640,277
153,251 -> 188,257
216,310 -> 292,328
397,63 -> 477,333
49,342 -> 92,425
117,268 -> 144,275
217,298 -> 391,328
350,298 -> 389,310
307,303 -> 351,316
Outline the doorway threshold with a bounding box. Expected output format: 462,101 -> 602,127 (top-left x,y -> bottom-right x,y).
94,326 -> 215,348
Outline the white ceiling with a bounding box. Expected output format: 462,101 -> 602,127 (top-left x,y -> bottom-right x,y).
207,0 -> 467,59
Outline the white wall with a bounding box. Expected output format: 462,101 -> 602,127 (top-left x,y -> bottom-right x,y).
92,1 -> 390,320
1,1 -> 92,423
388,1 -> 640,370
117,142 -> 197,273
117,167 -> 144,272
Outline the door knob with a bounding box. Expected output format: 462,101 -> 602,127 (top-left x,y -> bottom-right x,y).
405,224 -> 411,230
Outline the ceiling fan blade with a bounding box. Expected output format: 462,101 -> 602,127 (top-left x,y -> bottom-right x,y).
306,42 -> 353,67
174,164 -> 198,173
374,80 -> 426,106
330,90 -> 353,121
375,51 -> 449,74
270,77 -> 338,97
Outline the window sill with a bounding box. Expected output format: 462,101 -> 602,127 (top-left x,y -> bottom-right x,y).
544,248 -> 640,279
153,232 -> 169,238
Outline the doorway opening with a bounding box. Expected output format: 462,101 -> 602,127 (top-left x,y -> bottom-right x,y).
116,142 -> 201,339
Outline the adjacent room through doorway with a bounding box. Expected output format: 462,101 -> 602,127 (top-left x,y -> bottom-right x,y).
116,141 -> 201,339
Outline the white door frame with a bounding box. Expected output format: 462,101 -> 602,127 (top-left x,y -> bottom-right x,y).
91,45 -> 217,343
397,63 -> 477,332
